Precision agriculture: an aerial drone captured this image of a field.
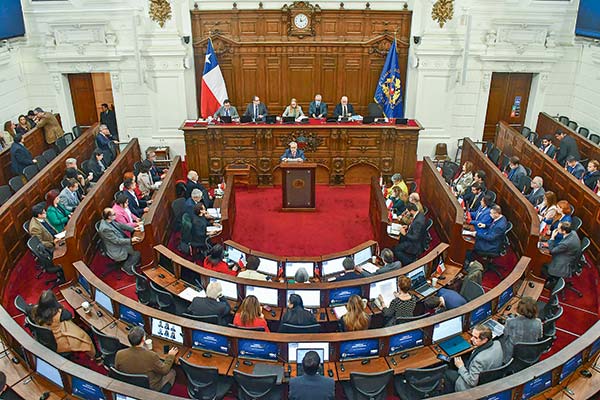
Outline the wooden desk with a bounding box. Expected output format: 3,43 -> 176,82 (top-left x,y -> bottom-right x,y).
183,350 -> 234,375
75,302 -> 115,331
227,358 -> 283,378
181,120 -> 421,186
287,361 -> 338,380
225,164 -> 250,187
59,283 -> 92,308
0,350 -> 30,386
12,375 -> 67,400
335,357 -> 391,381
144,266 -> 178,287
385,346 -> 440,374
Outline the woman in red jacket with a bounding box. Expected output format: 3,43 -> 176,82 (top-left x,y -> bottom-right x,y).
233,295 -> 270,332
203,244 -> 238,276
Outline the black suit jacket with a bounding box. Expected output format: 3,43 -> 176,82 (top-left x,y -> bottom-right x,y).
243,103 -> 269,120
190,213 -> 208,247
556,136 -> 580,166
333,103 -> 355,118
280,306 -> 317,329
121,190 -> 147,218
289,374 -> 335,400
396,212 -> 427,255
88,158 -> 107,182
186,297 -> 231,325
185,179 -> 210,199
100,109 -> 119,139
10,143 -> 34,175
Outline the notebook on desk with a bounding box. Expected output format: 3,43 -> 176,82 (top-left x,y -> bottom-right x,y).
253,363 -> 284,384
438,335 -> 471,357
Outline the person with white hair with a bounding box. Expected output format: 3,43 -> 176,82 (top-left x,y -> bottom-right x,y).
184,188 -> 207,217
185,170 -> 213,206
525,176 -> 545,206
280,141 -> 305,162
386,173 -> 408,198
186,281 -> 231,326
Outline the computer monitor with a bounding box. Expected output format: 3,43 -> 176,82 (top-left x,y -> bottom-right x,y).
407,265 -> 427,288
256,256 -> 279,276
288,342 -> 330,362
151,318 -> 183,344
78,274 -> 91,296
114,395 -> 139,400
389,330 -> 424,355
36,357 -> 64,388
483,390 -> 513,400
321,256 -> 346,276
119,304 -> 145,327
238,339 -> 278,361
369,278 -> 397,305
521,371 -> 552,399
158,253 -> 174,275
498,286 -> 513,309
560,352 -> 583,381
94,288 -> 114,315
329,286 -> 361,305
353,246 -> 372,265
191,330 -> 230,355
470,302 -> 492,327
296,348 -> 324,366
225,245 -> 246,264
285,262 -> 315,279
432,316 -> 463,342
71,376 -> 106,400
210,277 -> 238,300
246,285 -> 278,306
287,290 -> 320,308
339,339 -> 379,360
591,337 -> 600,359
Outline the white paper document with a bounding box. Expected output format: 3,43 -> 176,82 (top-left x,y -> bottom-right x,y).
179,287 -> 206,302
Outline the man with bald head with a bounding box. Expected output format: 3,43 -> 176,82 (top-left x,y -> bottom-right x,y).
280,141 -> 305,162
333,96 -> 355,118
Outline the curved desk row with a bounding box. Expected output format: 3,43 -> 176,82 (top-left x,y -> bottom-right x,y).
495,120 -> 600,267
0,124 -> 98,297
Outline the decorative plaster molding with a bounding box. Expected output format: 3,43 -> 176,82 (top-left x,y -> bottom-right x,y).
51,74 -> 62,93
111,73 -> 121,92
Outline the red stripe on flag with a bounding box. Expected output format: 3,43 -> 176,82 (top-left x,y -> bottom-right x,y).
200,80 -> 221,119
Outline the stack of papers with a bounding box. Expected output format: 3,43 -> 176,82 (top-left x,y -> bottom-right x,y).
360,263 -> 379,274
207,208 -> 221,218
387,223 -> 401,235
333,305 -> 348,319
54,231 -> 66,240
462,229 -> 476,237
179,287 -> 206,302
206,226 -> 222,234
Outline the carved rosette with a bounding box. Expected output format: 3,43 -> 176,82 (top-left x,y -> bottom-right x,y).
431,0 -> 454,28
280,130 -> 323,153
209,158 -> 222,174
381,157 -> 393,173
149,0 -> 172,28
258,158 -> 271,173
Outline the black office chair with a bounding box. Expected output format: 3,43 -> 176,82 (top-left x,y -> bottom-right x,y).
132,267 -> 155,306
367,102 -> 384,118
26,316 -> 72,358
517,175 -> 532,194
570,216 -> 582,232
524,166 -> 532,177
94,220 -> 123,280
342,369 -> 393,400
180,359 -> 233,400
478,359 -> 513,385
27,236 -> 64,288
567,121 -> 578,131
563,236 -> 589,299
409,181 -> 417,194
34,157 -> 48,170
149,281 -> 188,315
72,125 -> 83,138
476,221 -> 511,278
233,370 -> 281,400
109,366 -> 150,389
23,220 -> 31,235
589,133 -> 600,145
63,132 -> 74,146
227,323 -> 265,332
8,176 -> 24,193
521,126 -> 531,137
182,313 -> 220,324
460,279 -> 485,301
55,137 -> 68,153
486,190 -> 497,204
91,326 -> 124,369
537,277 -> 564,320
441,161 -> 459,184
510,336 -> 554,373
499,154 -> 510,172
23,165 -> 38,181
81,160 -> 92,175
133,161 -> 142,176
488,147 -> 501,166
171,197 -> 186,232
484,142 -> 494,156
527,132 -> 538,145
542,305 -> 563,338
42,148 -> 58,163
558,116 -> 569,125
0,185 -> 12,206
279,323 -> 320,333
578,127 -> 589,138
394,365 -> 447,399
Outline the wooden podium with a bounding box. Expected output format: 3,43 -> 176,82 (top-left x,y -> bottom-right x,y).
281,162 -> 316,211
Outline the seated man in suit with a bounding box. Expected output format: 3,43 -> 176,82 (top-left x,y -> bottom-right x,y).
184,188 -> 210,217
333,96 -> 355,118
243,95 -> 268,122
115,326 -> 177,393
468,193 -> 494,232
506,156 -> 527,187
374,248 -> 402,275
308,94 -> 328,119
444,325 -> 503,392
121,178 -> 149,218
461,170 -> 486,208
96,124 -> 116,165
525,176 -> 545,206
583,160 -> 600,191
98,208 -> 141,275
213,98 -> 239,121
280,141 -> 306,162
185,170 -> 213,204
554,130 -> 580,166
467,205 -> 508,259
10,133 -> 36,175
393,203 -> 427,265
237,255 -> 268,280
65,157 -> 93,192
464,182 -> 485,213
565,155 -> 585,180
334,257 -> 370,281
538,136 -> 556,158
58,179 -> 81,212
186,281 -> 231,326
542,222 -> 581,287
29,203 -> 62,251
289,350 -> 335,400
145,150 -> 167,182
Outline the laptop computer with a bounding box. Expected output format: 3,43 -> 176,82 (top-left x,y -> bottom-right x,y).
362,116 -> 375,124
326,117 -> 338,123
296,348 -> 325,376
395,118 -> 408,125
265,115 -> 277,124
282,116 -> 296,124
240,115 -> 253,123
433,317 -> 471,357
220,116 -> 232,123
407,265 -> 436,297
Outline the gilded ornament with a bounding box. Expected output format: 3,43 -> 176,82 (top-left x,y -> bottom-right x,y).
149,0 -> 172,28
431,0 -> 454,28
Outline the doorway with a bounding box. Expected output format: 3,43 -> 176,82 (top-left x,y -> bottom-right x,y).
68,73 -> 114,127
483,72 -> 533,142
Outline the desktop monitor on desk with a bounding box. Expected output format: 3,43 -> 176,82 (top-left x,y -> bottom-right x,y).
321,256 -> 346,277
36,356 -> 64,388
94,288 -> 114,315
353,245 -> 373,265
285,261 -> 315,279
560,352 -> 583,381
256,256 -> 279,277
287,290 -> 320,308
470,302 -> 492,327
238,339 -> 279,361
389,330 -> 424,355
288,342 -> 330,362
115,395 -> 140,400
498,286 -> 513,309
339,339 -> 379,361
483,390 -> 513,400
329,286 -> 362,306
521,371 -> 552,399
246,285 -> 278,306
71,376 -> 106,400
210,277 -> 238,300
119,304 -> 145,327
192,330 -> 230,355
78,273 -> 91,296
432,316 -> 463,343
225,244 -> 246,265
150,317 -> 183,345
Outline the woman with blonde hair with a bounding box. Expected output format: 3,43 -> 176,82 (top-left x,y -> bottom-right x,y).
537,191 -> 559,227
2,121 -> 16,148
340,295 -> 370,332
233,295 -> 270,332
453,161 -> 474,195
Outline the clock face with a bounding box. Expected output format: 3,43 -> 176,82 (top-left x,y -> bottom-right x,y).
294,13 -> 309,29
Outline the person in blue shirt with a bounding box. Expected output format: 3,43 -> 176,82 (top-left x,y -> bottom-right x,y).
423,288 -> 467,312
468,194 -> 494,233
506,156 -> 527,187
565,156 -> 585,180
467,205 -> 508,260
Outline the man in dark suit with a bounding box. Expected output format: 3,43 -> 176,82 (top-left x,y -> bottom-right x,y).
525,176 -> 545,206
308,94 -> 328,119
538,136 -> 557,158
10,134 -> 36,175
333,96 -> 355,118
464,182 -> 485,213
98,208 -> 141,275
334,257 -> 370,281
96,124 -> 115,165
374,248 -> 402,275
243,95 -> 268,122
145,150 -> 166,182
280,141 -> 306,162
543,222 -> 581,283
213,99 -> 240,120
554,130 -> 580,166
29,203 -> 61,251
100,103 -> 119,140
121,179 -> 149,218
289,351 -> 335,400
469,205 -> 508,258
88,150 -> 107,182
115,326 -> 177,393
393,203 -> 427,265
185,170 -> 213,204
462,170 -> 486,208
506,156 -> 527,187
565,156 -> 585,179
184,189 -> 210,216
186,281 -> 231,325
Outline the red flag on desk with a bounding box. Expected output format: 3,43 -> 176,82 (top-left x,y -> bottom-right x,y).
201,39 -> 229,118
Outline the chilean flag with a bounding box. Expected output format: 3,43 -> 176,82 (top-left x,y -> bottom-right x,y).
201,39 -> 228,118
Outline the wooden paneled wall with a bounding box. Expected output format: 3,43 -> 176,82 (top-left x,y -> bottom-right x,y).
191,5 -> 411,117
